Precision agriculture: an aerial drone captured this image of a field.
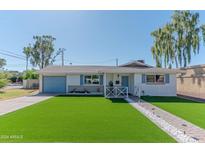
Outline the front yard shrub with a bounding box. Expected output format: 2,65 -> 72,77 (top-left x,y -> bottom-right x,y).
23,69 -> 39,80
0,79 -> 8,89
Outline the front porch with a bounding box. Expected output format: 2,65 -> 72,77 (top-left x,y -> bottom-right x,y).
67,85 -> 129,98
103,73 -> 134,98
67,73 -> 135,98
105,86 -> 128,98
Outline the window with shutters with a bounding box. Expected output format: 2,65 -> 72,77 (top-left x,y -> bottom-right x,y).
146,75 -> 165,84
84,75 -> 100,85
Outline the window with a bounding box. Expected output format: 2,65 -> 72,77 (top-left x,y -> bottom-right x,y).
146,75 -> 155,83
146,75 -> 165,84
84,75 -> 100,85
156,75 -> 164,83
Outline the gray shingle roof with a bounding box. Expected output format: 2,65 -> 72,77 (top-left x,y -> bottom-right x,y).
38,65 -> 182,75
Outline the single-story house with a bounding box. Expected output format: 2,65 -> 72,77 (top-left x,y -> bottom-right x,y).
38,60 -> 180,97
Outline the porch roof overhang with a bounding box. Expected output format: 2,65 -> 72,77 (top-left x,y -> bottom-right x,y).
38,65 -> 183,75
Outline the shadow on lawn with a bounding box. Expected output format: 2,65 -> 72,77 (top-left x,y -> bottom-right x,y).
108,98 -> 128,103
55,95 -> 129,103
141,96 -> 203,104
56,95 -> 103,98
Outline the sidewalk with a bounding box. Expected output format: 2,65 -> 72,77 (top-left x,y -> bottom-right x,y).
0,94 -> 54,116
127,97 -> 205,143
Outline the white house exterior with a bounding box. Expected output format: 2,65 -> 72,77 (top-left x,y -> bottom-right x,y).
38,61 -> 180,97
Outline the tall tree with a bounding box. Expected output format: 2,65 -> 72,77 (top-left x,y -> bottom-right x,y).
151,11 -> 201,68
23,35 -> 62,69
201,24 -> 205,45
151,24 -> 175,68
0,58 -> 6,69
23,44 -> 32,70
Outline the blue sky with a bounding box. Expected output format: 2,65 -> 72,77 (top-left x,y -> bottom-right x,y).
0,10 -> 205,71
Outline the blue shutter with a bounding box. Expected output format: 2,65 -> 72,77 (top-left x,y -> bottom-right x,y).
100,75 -> 103,85
165,74 -> 170,83
142,74 -> 146,83
80,75 -> 84,85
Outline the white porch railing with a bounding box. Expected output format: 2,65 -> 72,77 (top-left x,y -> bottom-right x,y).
105,86 -> 128,98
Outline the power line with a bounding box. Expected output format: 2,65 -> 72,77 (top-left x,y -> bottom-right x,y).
6,63 -> 27,66
0,49 -> 26,59
54,58 -> 117,66
64,58 -> 117,65
0,51 -> 26,60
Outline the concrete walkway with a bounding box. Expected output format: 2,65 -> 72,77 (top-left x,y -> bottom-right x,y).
0,94 -> 54,116
127,97 -> 205,143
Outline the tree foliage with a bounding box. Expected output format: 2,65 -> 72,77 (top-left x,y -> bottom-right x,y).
151,11 -> 202,68
0,79 -> 8,89
23,69 -> 39,80
201,24 -> 205,46
0,58 -> 6,69
23,35 -> 63,69
8,71 -> 23,83
0,72 -> 12,79
23,45 -> 32,70
0,72 -> 9,89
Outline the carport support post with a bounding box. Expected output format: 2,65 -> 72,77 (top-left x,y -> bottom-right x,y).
66,75 -> 68,94
39,75 -> 43,93
104,73 -> 106,97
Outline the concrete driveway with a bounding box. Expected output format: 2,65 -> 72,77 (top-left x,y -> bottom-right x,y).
0,93 -> 55,116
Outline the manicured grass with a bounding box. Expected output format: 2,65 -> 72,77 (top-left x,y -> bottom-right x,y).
0,96 -> 175,142
0,88 -> 36,100
142,96 -> 205,129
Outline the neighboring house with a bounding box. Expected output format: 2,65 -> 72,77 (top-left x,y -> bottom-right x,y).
38,60 -> 180,97
177,64 -> 205,99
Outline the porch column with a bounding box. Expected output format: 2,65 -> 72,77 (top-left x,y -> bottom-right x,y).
133,73 -> 142,96
103,73 -> 106,97
66,75 -> 68,93
134,73 -> 138,96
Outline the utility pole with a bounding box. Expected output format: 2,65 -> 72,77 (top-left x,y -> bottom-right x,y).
116,58 -> 118,66
60,48 -> 65,66
26,57 -> 28,71
62,50 -> 64,66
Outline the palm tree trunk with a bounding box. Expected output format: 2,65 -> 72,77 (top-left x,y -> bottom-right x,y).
175,56 -> 178,68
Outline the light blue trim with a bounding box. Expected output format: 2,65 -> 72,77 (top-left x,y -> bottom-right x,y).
100,75 -> 103,85
165,74 -> 170,83
80,75 -> 84,85
142,74 -> 146,83
121,76 -> 129,87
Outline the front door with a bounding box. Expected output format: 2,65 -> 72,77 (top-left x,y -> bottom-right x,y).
121,76 -> 129,87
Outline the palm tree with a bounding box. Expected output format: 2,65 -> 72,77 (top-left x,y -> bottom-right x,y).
151,11 -> 200,68
151,24 -> 175,68
201,24 -> 205,46
23,44 -> 31,70
171,11 -> 200,67
151,28 -> 163,67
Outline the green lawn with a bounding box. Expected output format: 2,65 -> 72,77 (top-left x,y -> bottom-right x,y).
142,96 -> 205,129
0,96 -> 175,143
